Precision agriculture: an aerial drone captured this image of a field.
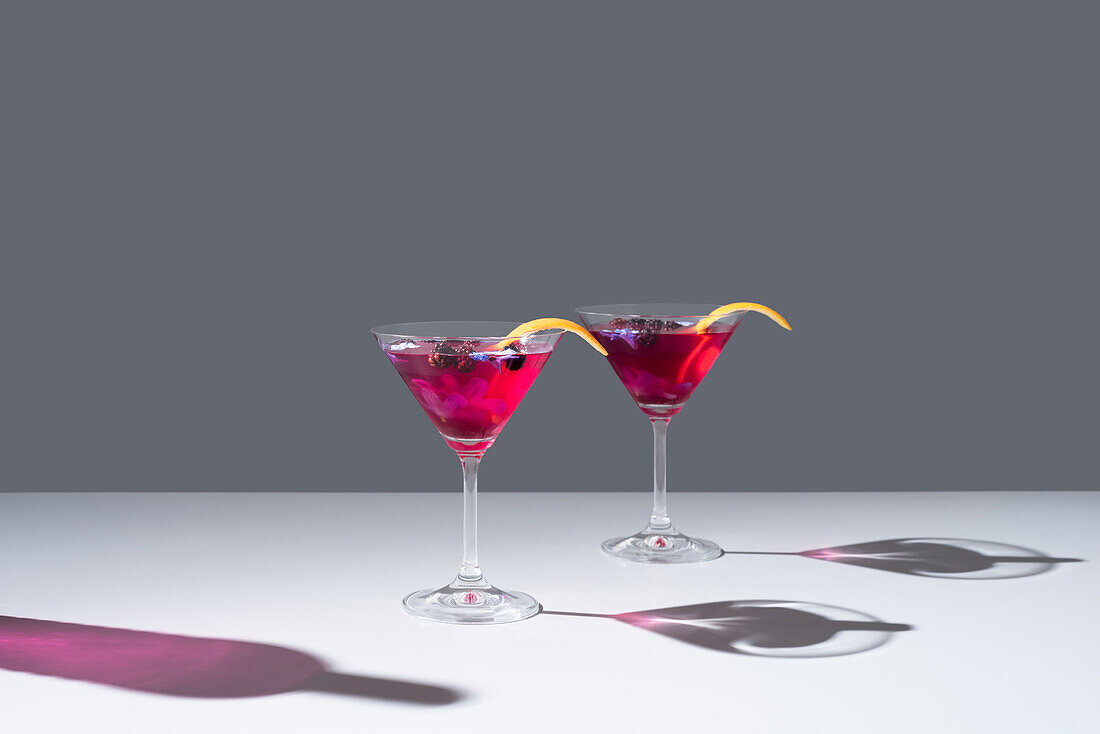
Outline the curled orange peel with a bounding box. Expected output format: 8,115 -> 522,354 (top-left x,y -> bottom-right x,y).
494,318 -> 608,355
695,302 -> 792,333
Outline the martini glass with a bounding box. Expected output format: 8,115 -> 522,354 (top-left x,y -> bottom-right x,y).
578,304 -> 752,563
373,321 -> 563,624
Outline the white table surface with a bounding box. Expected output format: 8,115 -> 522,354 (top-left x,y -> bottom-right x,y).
1,491 -> 1096,733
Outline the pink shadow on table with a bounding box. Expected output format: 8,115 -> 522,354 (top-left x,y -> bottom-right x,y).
0,616 -> 461,704
542,600 -> 912,658
725,538 -> 1083,580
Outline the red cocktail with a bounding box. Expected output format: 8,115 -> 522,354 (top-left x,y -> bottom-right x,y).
578,304 -> 790,563
374,321 -> 564,624
587,318 -> 738,417
384,340 -> 553,455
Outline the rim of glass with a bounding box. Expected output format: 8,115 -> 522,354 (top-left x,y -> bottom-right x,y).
575,303 -> 729,320
372,320 -> 565,341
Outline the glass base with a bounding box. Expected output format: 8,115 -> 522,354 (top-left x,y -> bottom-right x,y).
402,577 -> 541,625
601,525 -> 723,564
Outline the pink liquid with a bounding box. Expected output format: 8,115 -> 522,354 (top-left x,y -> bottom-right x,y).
383,340 -> 553,454
589,321 -> 737,417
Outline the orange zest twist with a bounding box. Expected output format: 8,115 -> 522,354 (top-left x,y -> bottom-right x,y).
694,302 -> 792,333
494,318 -> 608,355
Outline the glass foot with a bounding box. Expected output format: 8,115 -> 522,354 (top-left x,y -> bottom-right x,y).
402,577 -> 540,625
601,525 -> 723,564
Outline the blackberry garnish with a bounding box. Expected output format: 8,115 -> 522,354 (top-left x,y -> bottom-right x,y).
607,317 -> 679,346
429,340 -> 477,370
427,352 -> 451,369
503,340 -> 527,371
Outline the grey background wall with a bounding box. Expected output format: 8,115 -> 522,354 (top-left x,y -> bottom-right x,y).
2,3 -> 1096,493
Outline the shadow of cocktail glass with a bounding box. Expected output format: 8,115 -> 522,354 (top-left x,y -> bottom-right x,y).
0,615 -> 462,704
721,538 -> 1083,579
541,600 -> 911,658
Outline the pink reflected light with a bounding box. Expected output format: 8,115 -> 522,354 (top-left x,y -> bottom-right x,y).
803,549 -> 841,560
0,616 -> 322,698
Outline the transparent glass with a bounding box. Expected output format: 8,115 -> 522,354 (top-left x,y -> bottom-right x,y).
373,321 -> 563,623
577,304 -> 747,563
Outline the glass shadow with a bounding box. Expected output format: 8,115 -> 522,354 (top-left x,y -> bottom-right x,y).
724,538 -> 1083,579
542,600 -> 911,658
0,615 -> 462,704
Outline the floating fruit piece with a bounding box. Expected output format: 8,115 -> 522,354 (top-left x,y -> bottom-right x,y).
502,341 -> 527,371
695,302 -> 792,333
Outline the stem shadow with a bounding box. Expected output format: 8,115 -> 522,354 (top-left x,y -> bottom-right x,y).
723,538 -> 1083,579
542,600 -> 911,658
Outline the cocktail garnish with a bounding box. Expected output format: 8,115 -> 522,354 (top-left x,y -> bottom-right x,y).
428,340 -> 478,371
695,302 -> 792,333
608,317 -> 682,347
494,318 -> 608,355
502,341 -> 527,371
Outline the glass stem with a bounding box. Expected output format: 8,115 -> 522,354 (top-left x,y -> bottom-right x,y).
458,454 -> 483,582
650,418 -> 672,529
